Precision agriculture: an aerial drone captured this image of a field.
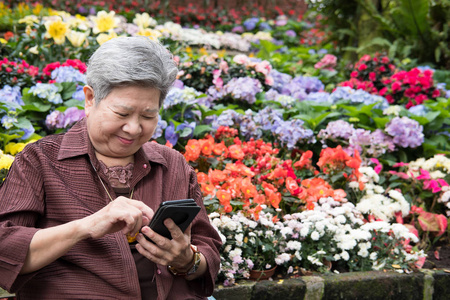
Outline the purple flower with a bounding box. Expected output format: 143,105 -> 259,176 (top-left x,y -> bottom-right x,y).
259,22 -> 272,31
243,18 -> 259,31
385,117 -> 424,148
281,76 -> 324,100
285,30 -> 296,37
63,107 -> 85,128
51,66 -> 86,84
72,85 -> 85,101
269,70 -> 292,93
211,109 -> 241,130
173,79 -> 184,89
176,121 -> 196,140
45,111 -> 65,130
408,104 -> 427,116
318,120 -> 355,141
20,124 -> 35,140
223,77 -> 262,104
232,26 -> 244,33
152,115 -> 167,139
165,122 -> 179,146
305,92 -> 331,103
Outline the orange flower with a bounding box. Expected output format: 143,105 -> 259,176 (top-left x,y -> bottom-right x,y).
241,181 -> 257,199
199,136 -> 214,156
165,140 -> 173,148
201,183 -> 215,196
265,189 -> 281,209
228,144 -> 245,160
293,150 -> 313,170
253,194 -> 266,205
213,141 -> 228,156
184,139 -> 201,162
196,172 -> 208,184
216,189 -> 231,205
209,169 -> 227,185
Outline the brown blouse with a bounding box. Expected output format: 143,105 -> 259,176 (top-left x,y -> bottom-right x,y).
0,118 -> 222,300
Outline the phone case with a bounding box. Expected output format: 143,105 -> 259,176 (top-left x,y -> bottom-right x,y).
144,199 -> 201,242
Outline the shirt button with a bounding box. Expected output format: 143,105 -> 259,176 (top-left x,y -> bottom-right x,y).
157,269 -> 161,274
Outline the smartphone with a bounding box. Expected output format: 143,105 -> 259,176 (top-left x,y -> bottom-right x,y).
143,199 -> 201,242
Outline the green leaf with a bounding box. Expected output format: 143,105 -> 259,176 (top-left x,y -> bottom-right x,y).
64,99 -> 85,108
193,125 -> 212,137
22,102 -> 52,112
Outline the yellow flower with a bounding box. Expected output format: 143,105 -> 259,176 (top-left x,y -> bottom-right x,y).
44,17 -> 69,45
199,48 -> 208,56
217,49 -> 226,58
5,142 -> 27,155
0,154 -> 14,170
25,25 -> 32,36
0,38 -> 7,44
136,28 -> 162,40
133,12 -> 156,29
32,3 -> 43,15
66,30 -> 88,47
92,11 -> 119,34
19,15 -> 39,26
96,31 -> 118,45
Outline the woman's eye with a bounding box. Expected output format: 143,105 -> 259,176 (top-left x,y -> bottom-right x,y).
116,112 -> 128,117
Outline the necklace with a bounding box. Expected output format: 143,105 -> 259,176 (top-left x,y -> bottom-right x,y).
90,158 -> 137,243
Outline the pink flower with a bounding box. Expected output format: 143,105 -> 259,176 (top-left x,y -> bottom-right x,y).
219,60 -> 229,73
255,60 -> 272,76
370,158 -> 382,174
393,162 -> 409,168
233,54 -> 249,65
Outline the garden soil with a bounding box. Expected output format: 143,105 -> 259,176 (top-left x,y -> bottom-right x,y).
423,243 -> 450,270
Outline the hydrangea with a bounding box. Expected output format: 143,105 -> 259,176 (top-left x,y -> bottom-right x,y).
408,104 -> 428,116
210,109 -> 242,130
152,115 -> 167,139
223,77 -> 262,104
385,116 -> 424,148
164,86 -> 203,109
348,129 -> 395,157
272,118 -> 316,149
1,114 -> 18,129
318,120 -> 355,141
330,87 -> 389,109
275,94 -> 296,108
0,85 -> 24,107
45,107 -> 85,130
51,66 -> 86,83
269,69 -> 292,93
29,83 -> 63,104
72,85 -> 85,101
239,109 -> 262,139
305,92 -> 332,103
243,17 -> 259,31
281,76 -> 324,100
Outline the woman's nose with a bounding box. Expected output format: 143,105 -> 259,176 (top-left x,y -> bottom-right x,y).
122,118 -> 142,135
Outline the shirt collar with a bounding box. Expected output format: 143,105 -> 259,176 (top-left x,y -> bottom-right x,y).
57,118 -> 168,169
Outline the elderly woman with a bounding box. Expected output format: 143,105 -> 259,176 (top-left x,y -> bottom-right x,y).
0,37 -> 222,299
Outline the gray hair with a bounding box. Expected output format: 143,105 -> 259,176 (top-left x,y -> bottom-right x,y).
86,36 -> 178,107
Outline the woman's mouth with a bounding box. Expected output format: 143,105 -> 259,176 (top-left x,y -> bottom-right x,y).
118,136 -> 134,145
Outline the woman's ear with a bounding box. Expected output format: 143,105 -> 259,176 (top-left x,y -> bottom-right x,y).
83,85 -> 95,116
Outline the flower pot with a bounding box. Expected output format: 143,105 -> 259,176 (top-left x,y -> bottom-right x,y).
249,266 -> 277,281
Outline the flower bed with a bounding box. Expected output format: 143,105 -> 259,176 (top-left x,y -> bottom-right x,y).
1,1 -> 450,288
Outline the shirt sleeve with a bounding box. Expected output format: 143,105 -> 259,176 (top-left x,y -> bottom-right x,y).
186,164 -> 222,297
0,147 -> 44,292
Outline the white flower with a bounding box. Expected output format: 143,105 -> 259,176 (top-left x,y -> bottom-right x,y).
340,251 -> 350,261
369,252 -> 378,261
311,231 -> 320,241
275,253 -> 291,265
286,241 -> 302,251
235,233 -> 244,246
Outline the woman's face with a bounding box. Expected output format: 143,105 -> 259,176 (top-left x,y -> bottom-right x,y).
84,85 -> 160,160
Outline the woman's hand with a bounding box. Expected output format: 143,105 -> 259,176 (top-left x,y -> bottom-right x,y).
136,219 -> 193,269
84,196 -> 154,239
20,197 -> 154,275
